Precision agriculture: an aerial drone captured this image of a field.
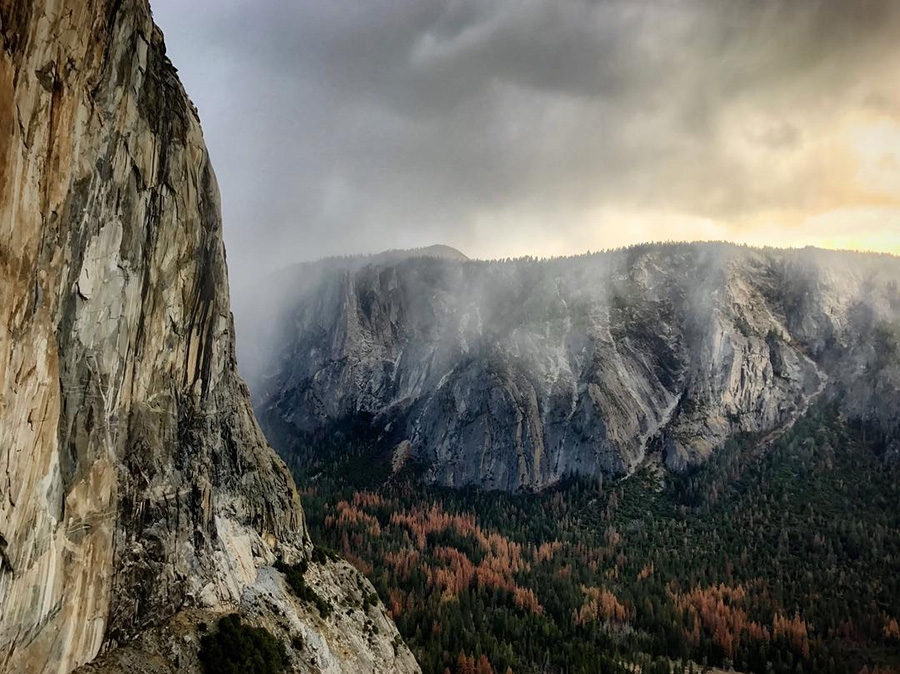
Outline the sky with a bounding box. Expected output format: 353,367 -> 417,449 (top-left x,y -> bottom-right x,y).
150,0 -> 900,292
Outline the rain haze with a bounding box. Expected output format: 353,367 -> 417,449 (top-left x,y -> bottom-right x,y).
150,0 -> 900,300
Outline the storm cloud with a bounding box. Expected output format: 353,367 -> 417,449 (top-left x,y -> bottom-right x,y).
151,0 -> 900,293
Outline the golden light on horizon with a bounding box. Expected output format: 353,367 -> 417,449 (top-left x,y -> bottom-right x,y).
470,107 -> 900,261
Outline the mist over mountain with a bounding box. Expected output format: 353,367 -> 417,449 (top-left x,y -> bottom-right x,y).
248,242 -> 900,491
234,244 -> 469,389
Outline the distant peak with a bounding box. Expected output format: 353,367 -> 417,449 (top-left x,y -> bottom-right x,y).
375,244 -> 469,262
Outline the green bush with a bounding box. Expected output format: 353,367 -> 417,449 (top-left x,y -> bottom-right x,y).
275,560 -> 333,618
311,546 -> 340,564
198,614 -> 288,674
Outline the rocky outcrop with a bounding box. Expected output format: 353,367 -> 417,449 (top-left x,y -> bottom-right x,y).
0,1 -> 417,673
74,557 -> 419,674
253,244 -> 900,491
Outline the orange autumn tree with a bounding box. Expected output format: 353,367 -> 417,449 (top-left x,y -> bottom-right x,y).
773,613 -> 811,659
573,586 -> 630,625
476,654 -> 494,674
669,584 -> 771,659
456,653 -> 475,674
389,503 -> 543,614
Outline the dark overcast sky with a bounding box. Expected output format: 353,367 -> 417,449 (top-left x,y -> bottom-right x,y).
150,0 -> 900,292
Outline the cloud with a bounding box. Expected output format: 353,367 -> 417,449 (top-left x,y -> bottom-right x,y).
865,92 -> 900,120
151,0 -> 900,296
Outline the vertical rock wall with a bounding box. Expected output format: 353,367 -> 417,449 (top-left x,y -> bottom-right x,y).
254,245 -> 900,491
0,1 -> 319,672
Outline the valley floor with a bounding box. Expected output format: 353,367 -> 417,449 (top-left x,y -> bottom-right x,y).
285,404 -> 900,674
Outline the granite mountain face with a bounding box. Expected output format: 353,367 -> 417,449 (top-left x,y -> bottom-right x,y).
0,1 -> 418,672
251,244 -> 900,492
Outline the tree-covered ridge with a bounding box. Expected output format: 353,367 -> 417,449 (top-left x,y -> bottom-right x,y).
291,405 -> 900,674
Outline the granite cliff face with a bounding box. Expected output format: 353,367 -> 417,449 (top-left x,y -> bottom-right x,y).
252,244 -> 900,491
0,1 -> 417,673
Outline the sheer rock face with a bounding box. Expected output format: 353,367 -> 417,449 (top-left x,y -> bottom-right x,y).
254,244 -> 900,492
0,2 -> 418,673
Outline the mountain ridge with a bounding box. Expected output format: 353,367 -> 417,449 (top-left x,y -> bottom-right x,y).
251,241 -> 900,491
